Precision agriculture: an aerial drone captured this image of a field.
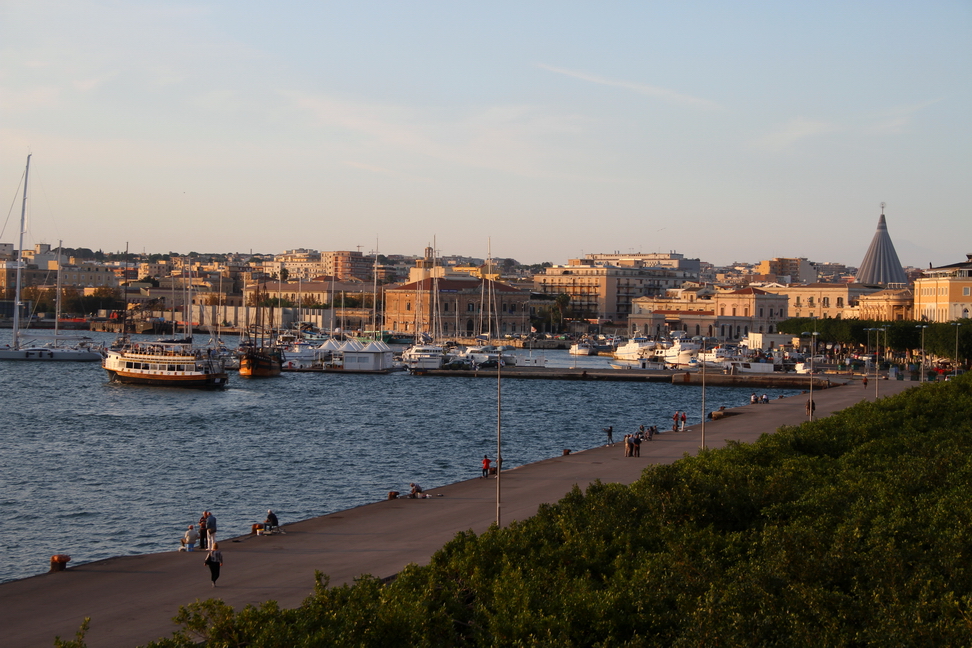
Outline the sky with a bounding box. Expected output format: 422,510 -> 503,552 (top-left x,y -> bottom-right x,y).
1,1 -> 969,268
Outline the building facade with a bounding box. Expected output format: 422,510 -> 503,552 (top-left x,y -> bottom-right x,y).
533,259 -> 685,322
383,277 -> 531,337
759,283 -> 878,319
629,287 -> 788,341
913,255 -> 972,321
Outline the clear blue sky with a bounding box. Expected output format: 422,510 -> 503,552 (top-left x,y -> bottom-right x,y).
2,1 -> 969,267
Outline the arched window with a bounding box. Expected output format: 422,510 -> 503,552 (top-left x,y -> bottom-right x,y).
406,302 -> 411,311
695,324 -> 700,335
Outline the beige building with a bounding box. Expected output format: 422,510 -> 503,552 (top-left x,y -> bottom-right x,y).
383,277 -> 531,337
629,287 -> 788,340
760,283 -> 878,319
913,255 -> 972,321
534,259 -> 685,322
855,288 -> 914,321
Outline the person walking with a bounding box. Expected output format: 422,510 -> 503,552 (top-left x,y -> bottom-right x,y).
481,455 -> 492,478
680,411 -> 687,431
863,376 -> 868,388
604,426 -> 614,446
204,542 -> 223,587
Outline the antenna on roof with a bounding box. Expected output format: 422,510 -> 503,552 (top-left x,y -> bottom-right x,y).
880,202 -> 886,215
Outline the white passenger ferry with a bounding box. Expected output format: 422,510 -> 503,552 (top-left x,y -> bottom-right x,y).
103,340 -> 228,389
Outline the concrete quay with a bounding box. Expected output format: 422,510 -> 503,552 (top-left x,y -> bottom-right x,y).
1,378 -> 916,647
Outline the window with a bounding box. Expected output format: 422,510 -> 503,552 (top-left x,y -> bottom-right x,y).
759,308 -> 764,317
837,297 -> 844,308
965,287 -> 970,297
732,307 -> 737,316
823,297 -> 830,307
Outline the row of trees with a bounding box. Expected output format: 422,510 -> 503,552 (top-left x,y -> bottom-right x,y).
66,376 -> 967,647
780,317 -> 971,364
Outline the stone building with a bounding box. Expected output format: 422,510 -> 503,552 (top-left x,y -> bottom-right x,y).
383,277 -> 531,337
913,254 -> 972,321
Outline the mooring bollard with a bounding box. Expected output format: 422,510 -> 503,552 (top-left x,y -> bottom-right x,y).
562,449 -> 571,455
387,491 -> 400,500
49,554 -> 71,572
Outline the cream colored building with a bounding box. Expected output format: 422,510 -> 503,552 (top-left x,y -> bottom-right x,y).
754,257 -> 817,283
534,259 -> 684,322
855,288 -> 914,321
760,283 -> 878,319
913,255 -> 972,321
629,286 -> 788,340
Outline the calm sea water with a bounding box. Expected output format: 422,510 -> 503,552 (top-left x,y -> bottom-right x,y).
0,330 -> 796,583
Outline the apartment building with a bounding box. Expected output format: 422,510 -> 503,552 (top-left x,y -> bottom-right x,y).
913,254 -> 972,321
533,258 -> 685,322
760,283 -> 878,319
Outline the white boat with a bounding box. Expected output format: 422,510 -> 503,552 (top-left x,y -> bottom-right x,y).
661,340 -> 701,367
568,341 -> 597,356
402,344 -> 446,370
0,156 -> 103,362
724,360 -> 781,374
103,340 -> 228,388
610,358 -> 667,370
612,337 -> 657,361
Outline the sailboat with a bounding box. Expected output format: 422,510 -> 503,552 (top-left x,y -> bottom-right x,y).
239,281 -> 282,377
0,156 -> 102,361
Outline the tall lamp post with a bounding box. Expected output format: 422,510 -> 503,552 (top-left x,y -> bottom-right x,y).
700,337 -> 707,450
951,322 -> 962,378
496,348 -> 502,526
917,325 -> 928,382
864,327 -> 880,397
802,331 -> 819,420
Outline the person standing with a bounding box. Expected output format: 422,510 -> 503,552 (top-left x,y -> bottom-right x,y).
204,542 -> 223,587
632,434 -> 641,457
647,425 -> 654,441
680,411 -> 687,431
481,455 -> 492,478
205,511 -> 217,548
623,434 -> 631,457
604,426 -> 614,446
672,411 -> 679,432
863,376 -> 868,388
198,512 -> 209,550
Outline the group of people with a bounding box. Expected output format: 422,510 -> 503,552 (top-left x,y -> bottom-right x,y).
672,411 -> 687,431
623,425 -> 658,456
749,393 -> 771,404
178,508 -> 280,587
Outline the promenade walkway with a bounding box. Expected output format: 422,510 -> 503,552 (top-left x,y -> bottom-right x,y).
2,378 -> 916,647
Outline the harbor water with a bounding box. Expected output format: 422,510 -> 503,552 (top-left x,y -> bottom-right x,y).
0,330 -> 799,583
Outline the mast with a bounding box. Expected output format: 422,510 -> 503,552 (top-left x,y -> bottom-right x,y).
371,237 -> 379,340
12,154 -> 30,350
54,239 -> 63,345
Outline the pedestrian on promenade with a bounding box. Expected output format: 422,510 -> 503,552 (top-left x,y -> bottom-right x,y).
632,434 -> 641,457
672,411 -> 679,432
623,434 -> 631,457
863,376 -> 868,388
680,411 -> 687,431
481,455 -> 492,478
648,425 -> 654,441
204,542 -> 223,587
205,511 -> 217,547
806,399 -> 816,417
604,426 -> 614,446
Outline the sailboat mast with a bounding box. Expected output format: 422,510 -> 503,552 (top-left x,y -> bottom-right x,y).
12,154 -> 30,351
54,239 -> 63,344
371,237 -> 379,340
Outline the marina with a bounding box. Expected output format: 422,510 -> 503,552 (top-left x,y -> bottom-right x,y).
0,329 -> 808,585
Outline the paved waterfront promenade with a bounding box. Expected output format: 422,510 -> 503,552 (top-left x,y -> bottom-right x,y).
3,378 -> 917,647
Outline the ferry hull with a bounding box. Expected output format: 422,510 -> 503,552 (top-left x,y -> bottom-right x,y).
106,369 -> 229,389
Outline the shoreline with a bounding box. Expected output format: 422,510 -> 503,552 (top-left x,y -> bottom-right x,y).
1,378 -> 917,647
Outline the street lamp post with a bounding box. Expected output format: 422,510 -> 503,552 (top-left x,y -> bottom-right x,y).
700,337 -> 706,450
802,331 -> 819,420
864,327 -> 880,397
951,322 -> 962,378
917,325 -> 928,382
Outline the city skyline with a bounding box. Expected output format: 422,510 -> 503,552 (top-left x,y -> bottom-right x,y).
3,2 -> 969,268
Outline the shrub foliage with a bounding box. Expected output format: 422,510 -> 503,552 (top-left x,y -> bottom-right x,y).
145,376 -> 972,647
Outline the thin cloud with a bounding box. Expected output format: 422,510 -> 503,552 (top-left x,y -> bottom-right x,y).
755,117 -> 840,151
866,98 -> 944,135
537,63 -> 719,109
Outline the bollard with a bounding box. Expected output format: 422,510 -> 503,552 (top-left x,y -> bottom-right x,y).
387,491 -> 399,500
49,554 -> 71,572
562,449 -> 571,455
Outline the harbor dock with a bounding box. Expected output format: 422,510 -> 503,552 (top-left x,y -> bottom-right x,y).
1,378 -> 915,647
416,366 -> 843,389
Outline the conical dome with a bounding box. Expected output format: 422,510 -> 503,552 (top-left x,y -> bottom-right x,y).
857,210 -> 908,285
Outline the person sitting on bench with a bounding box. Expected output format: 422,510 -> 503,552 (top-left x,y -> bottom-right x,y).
409,483 -> 423,498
